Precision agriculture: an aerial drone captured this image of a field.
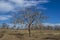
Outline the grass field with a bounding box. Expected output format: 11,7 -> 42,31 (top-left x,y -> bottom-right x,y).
0,29 -> 60,40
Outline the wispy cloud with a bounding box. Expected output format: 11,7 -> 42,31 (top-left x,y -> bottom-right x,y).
43,23 -> 60,26
0,1 -> 14,13
9,0 -> 49,7
0,0 -> 49,13
0,15 -> 12,20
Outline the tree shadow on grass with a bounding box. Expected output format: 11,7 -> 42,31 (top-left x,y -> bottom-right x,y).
9,33 -> 24,39
0,34 -> 4,38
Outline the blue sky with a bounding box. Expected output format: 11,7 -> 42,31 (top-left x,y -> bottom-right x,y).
43,0 -> 60,23
0,0 -> 60,26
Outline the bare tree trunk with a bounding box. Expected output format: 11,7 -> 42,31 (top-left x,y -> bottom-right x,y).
28,24 -> 31,37
28,19 -> 34,37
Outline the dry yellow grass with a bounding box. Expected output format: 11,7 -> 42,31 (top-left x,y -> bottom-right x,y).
0,29 -> 60,40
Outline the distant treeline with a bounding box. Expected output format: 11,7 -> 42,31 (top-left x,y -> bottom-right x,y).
0,23 -> 60,30
30,24 -> 60,30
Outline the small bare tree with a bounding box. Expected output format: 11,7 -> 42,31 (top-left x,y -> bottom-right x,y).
22,8 -> 47,37
11,8 -> 47,37
2,23 -> 9,29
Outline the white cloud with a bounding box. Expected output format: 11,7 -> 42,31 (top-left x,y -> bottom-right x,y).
0,1 -> 14,13
0,0 -> 49,13
0,15 -> 12,20
0,16 -> 8,20
43,23 -> 60,26
9,0 -> 49,7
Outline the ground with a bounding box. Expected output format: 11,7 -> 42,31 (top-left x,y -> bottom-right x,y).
0,29 -> 60,40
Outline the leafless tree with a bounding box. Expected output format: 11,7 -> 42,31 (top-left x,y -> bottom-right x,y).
46,25 -> 53,30
21,8 -> 47,37
2,23 -> 9,29
11,7 -> 47,37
